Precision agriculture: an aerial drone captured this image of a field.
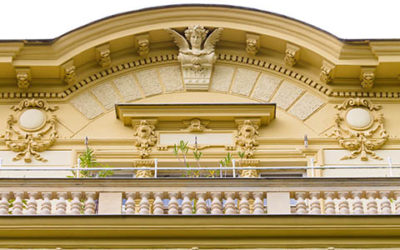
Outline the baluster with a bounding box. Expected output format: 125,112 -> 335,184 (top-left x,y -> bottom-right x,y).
210,192 -> 223,215
309,192 -> 321,214
380,191 -> 391,214
125,192 -> 136,215
195,192 -> 207,215
181,192 -> 192,215
40,192 -> 52,215
139,192 -> 150,215
239,192 -> 250,214
12,192 -> 24,215
168,192 -> 179,215
56,192 -> 67,215
0,192 -> 10,215
252,192 -> 265,214
26,192 -> 38,215
394,191 -> 400,214
324,192 -> 336,215
295,192 -> 308,214
366,191 -> 378,215
70,192 -> 82,215
351,191 -> 364,215
84,192 -> 96,215
224,192 -> 236,215
153,192 -> 164,215
337,192 -> 350,215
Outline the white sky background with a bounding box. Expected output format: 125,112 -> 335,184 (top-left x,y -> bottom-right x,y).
1,0 -> 399,40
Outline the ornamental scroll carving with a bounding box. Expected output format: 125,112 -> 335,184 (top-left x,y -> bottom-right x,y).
328,98 -> 388,161
1,99 -> 58,162
133,120 -> 157,159
166,25 -> 223,91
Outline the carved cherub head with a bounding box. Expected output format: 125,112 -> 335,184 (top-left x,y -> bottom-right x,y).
184,25 -> 209,49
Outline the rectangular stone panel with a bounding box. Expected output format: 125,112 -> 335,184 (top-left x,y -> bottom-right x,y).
251,73 -> 282,102
288,92 -> 324,120
271,81 -> 304,110
90,82 -> 120,110
158,65 -> 183,93
267,192 -> 291,214
70,92 -> 104,119
98,192 -> 122,214
113,74 -> 143,102
210,65 -> 235,92
231,68 -> 259,96
135,69 -> 163,96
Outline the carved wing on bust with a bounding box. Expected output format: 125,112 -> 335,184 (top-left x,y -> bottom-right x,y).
204,28 -> 223,53
165,29 -> 190,52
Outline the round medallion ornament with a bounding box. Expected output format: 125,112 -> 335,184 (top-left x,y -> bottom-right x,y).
18,108 -> 46,131
345,108 -> 372,130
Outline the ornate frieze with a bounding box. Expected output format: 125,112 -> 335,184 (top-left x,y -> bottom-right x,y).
133,120 -> 157,159
1,99 -> 58,162
245,33 -> 260,56
284,43 -> 300,67
328,98 -> 388,161
95,44 -> 111,68
136,34 -> 150,57
166,25 -> 223,91
360,67 -> 376,89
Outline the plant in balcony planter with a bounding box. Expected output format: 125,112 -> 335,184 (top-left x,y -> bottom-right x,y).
173,140 -> 202,177
69,139 -> 113,178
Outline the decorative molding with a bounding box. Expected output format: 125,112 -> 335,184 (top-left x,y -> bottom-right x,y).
1,99 -> 59,163
238,159 -> 260,178
15,68 -> 31,89
166,26 -> 223,91
182,118 -> 209,132
328,98 -> 388,161
320,60 -> 335,84
235,119 -> 260,159
245,33 -> 260,56
284,43 -> 300,67
95,44 -> 111,68
62,60 -> 76,85
1,53 -> 400,100
133,120 -> 158,159
136,34 -> 150,58
360,67 -> 376,89
134,159 -> 155,178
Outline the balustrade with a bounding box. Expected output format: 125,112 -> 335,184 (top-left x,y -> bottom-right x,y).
0,178 -> 397,216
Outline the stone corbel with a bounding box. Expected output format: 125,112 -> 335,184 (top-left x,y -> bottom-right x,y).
62,60 -> 76,85
245,33 -> 260,56
132,119 -> 158,159
235,119 -> 260,159
284,43 -> 300,67
320,60 -> 335,84
95,43 -> 111,68
360,66 -> 376,89
136,34 -> 150,58
15,67 -> 31,89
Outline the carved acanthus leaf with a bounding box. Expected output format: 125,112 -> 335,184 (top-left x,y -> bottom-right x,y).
11,99 -> 58,112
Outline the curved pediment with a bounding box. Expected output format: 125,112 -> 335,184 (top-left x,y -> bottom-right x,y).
0,4 -> 399,96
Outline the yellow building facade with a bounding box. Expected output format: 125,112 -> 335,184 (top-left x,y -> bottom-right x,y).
0,4 -> 400,249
